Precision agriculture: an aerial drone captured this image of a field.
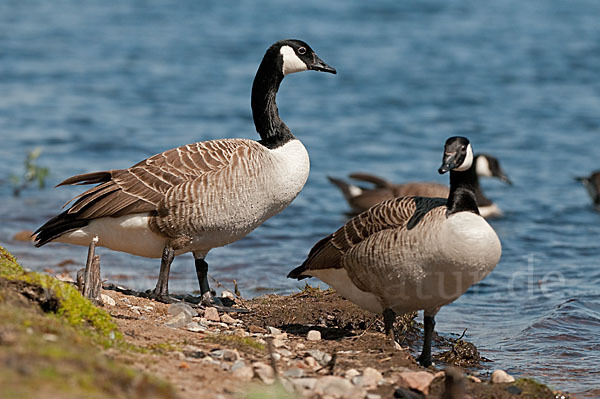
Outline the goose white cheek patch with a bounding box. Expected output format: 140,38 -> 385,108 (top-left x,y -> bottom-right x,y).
280,45 -> 307,75
475,155 -> 493,177
455,144 -> 474,172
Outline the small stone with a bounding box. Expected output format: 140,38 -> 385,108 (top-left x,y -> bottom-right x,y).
313,375 -> 363,398
344,369 -> 360,380
182,346 -> 206,359
42,333 -> 58,342
267,326 -> 282,336
491,370 -> 515,384
231,360 -> 246,371
165,311 -> 191,328
248,325 -> 266,334
307,330 -> 321,341
359,367 -> 383,389
322,353 -> 332,365
168,302 -> 196,317
271,353 -> 281,361
210,349 -> 239,362
290,377 -> 318,393
304,356 -> 319,370
278,348 -> 293,357
272,338 -> 286,348
252,362 -> 275,385
55,273 -> 75,283
306,349 -> 325,362
204,307 -> 220,322
397,371 -> 435,395
100,294 -> 116,307
232,365 -> 254,381
185,322 -> 207,332
295,343 -> 305,350
367,394 -> 382,399
468,375 -> 482,383
221,290 -> 235,299
283,367 -> 304,378
221,313 -> 236,324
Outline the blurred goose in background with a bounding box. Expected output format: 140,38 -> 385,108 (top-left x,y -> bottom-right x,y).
34,39 -> 336,305
328,153 -> 511,218
575,171 -> 600,211
289,137 -> 502,367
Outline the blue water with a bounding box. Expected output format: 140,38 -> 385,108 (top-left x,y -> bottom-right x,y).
2,1 -> 600,395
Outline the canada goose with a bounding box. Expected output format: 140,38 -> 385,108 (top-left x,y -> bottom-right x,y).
575,171 -> 600,211
34,39 -> 336,304
289,137 -> 502,367
328,153 -> 512,218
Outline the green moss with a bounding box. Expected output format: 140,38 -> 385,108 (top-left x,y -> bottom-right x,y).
206,334 -> 265,352
514,378 -> 558,398
0,245 -> 120,342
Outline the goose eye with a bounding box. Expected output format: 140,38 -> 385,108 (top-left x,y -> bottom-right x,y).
297,47 -> 306,55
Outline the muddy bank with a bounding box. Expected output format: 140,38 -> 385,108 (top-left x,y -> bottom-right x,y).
0,246 -> 568,398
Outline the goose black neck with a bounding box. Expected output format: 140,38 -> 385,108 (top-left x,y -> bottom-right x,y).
252,52 -> 295,149
471,173 -> 493,207
447,166 -> 480,216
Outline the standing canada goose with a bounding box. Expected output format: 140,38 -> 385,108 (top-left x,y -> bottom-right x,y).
289,137 -> 502,367
34,39 -> 336,305
328,153 -> 512,218
575,171 -> 600,211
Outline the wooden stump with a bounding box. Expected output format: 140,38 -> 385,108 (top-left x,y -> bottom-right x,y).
78,237 -> 101,303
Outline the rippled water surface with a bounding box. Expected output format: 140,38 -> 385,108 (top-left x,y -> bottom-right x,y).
2,1 -> 600,395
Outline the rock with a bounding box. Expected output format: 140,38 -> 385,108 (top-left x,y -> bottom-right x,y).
204,307 -> 220,322
295,343 -> 305,350
210,349 -> 239,362
290,378 -> 318,394
272,338 -> 286,348
252,362 -> 275,385
313,375 -> 364,398
100,294 -> 116,307
185,322 -> 207,332
306,349 -> 325,362
267,326 -> 282,336
283,367 -> 304,378
468,375 -> 481,383
278,348 -> 293,357
397,371 -> 435,395
491,370 -> 515,383
55,273 -> 75,283
231,360 -> 246,371
304,356 -> 319,370
221,290 -> 235,300
42,333 -> 58,342
220,313 -> 236,324
168,302 -> 196,317
165,311 -> 191,328
182,346 -> 206,359
307,330 -> 321,341
248,325 -> 266,334
271,353 -> 281,361
367,394 -> 382,399
359,367 -> 383,389
232,365 -> 254,382
344,369 -> 360,380
322,353 -> 332,365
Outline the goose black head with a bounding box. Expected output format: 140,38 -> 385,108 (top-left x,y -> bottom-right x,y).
475,154 -> 512,185
269,39 -> 336,76
438,136 -> 473,174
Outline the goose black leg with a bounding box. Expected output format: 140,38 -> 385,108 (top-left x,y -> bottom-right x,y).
383,308 -> 397,347
146,245 -> 177,303
417,315 -> 436,367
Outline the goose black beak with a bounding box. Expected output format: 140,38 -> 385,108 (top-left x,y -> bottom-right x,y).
438,152 -> 458,174
498,173 -> 513,185
574,176 -> 588,183
310,55 -> 336,74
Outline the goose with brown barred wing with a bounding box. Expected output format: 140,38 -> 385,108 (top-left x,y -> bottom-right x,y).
289,137 -> 501,367
34,39 -> 336,305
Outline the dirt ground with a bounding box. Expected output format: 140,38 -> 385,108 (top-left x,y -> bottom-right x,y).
97,284 -> 564,399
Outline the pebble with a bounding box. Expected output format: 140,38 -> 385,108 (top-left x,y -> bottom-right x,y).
210,349 -> 239,362
221,290 -> 235,300
344,369 -> 360,380
232,365 -> 254,381
231,359 -> 246,371
304,356 -> 320,370
271,353 -> 281,361
252,362 -> 275,385
278,348 -> 293,357
267,326 -> 282,336
182,346 -> 206,359
272,338 -> 286,348
306,349 -> 325,362
307,330 -> 321,341
367,394 -> 382,399
100,294 -> 116,307
167,302 -> 195,317
359,367 -> 383,389
204,307 -> 221,322
468,375 -> 482,383
295,343 -> 305,350
283,367 -> 304,379
491,370 -> 515,383
220,313 -> 236,324
313,375 -> 364,398
397,371 -> 435,395
42,333 -> 58,342
185,322 -> 207,332
290,377 -> 318,393
165,311 -> 191,328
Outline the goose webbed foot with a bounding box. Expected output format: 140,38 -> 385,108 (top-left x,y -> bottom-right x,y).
201,291 -> 224,307
383,308 -> 400,349
143,290 -> 179,304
